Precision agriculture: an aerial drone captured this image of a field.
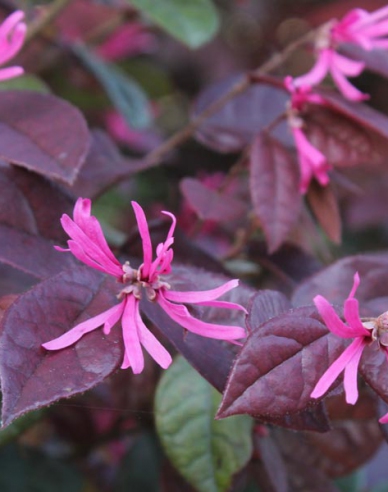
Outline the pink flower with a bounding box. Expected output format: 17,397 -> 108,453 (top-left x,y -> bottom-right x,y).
42,198 -> 246,374
0,10 -> 26,81
293,48 -> 367,102
311,272 -> 388,423
332,6 -> 388,51
285,77 -> 331,193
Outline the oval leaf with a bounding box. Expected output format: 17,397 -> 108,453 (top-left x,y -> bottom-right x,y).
0,91 -> 90,184
217,306 -> 347,421
0,267 -> 123,427
250,133 -> 301,253
129,0 -> 220,49
155,356 -> 253,492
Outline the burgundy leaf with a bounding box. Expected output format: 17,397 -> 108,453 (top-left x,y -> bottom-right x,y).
304,103 -> 388,168
0,166 -> 75,278
292,253 -> 388,310
0,267 -> 123,427
66,129 -> 152,199
0,91 -> 90,184
359,344 -> 388,406
307,391 -> 382,478
180,177 -> 248,223
246,290 -> 291,334
217,306 -> 347,422
250,134 -> 301,253
306,181 -> 341,243
193,76 -> 289,153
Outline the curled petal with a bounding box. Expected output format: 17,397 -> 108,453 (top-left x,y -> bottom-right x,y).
293,49 -> 330,88
314,295 -> 365,338
131,201 -> 153,278
330,63 -> 368,101
311,337 -> 366,400
42,302 -> 125,350
121,295 -> 144,373
0,66 -> 23,81
157,292 -> 246,341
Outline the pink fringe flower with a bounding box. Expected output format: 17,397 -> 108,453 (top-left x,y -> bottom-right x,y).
0,10 -> 26,81
311,272 -> 388,423
285,76 -> 331,193
291,5 -> 388,101
42,198 -> 247,374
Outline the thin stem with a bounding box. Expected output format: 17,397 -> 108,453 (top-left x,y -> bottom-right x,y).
144,28 -> 317,167
25,0 -> 72,44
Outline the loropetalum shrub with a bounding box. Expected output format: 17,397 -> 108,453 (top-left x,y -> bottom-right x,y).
3,1 -> 388,491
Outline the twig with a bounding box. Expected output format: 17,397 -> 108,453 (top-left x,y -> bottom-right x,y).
25,0 -> 72,44
144,28 -> 317,167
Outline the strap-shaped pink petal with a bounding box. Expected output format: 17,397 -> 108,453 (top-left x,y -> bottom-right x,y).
330,63 -> 368,101
193,300 -> 247,312
42,302 -> 125,350
294,49 -> 330,88
121,295 -> 144,373
311,337 -> 365,399
134,305 -> 172,369
61,215 -> 122,277
73,198 -> 121,267
314,295 -> 363,338
332,52 -> 365,76
157,292 -> 246,340
131,201 -> 153,278
165,279 -> 239,304
68,240 -> 123,278
343,337 -> 366,404
0,66 -> 23,81
149,211 -> 176,279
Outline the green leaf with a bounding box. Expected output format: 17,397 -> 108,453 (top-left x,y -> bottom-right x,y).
155,356 -> 253,492
129,0 -> 220,48
74,44 -> 151,129
0,75 -> 50,93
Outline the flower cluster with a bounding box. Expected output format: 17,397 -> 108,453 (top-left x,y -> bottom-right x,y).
42,198 -> 247,374
311,272 -> 388,423
285,5 -> 388,193
0,10 -> 26,81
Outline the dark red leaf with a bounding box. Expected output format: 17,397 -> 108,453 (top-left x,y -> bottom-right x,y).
254,434 -> 288,492
306,181 -> 341,243
180,177 -> 248,223
0,166 -> 75,278
246,290 -> 291,334
217,306 -> 347,423
250,134 -> 301,253
193,77 -> 289,153
359,344 -> 388,407
0,267 -> 123,427
304,102 -> 388,168
292,252 -> 388,312
0,91 -> 90,184
66,130 -> 152,199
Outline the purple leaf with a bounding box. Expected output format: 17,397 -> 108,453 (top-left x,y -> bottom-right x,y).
249,134 -> 301,253
217,306 -> 347,423
246,290 -> 291,333
0,166 -> 75,278
65,130 -> 152,199
180,177 -> 248,223
306,181 -> 341,243
193,76 -> 289,153
0,267 -> 123,427
0,91 -> 90,184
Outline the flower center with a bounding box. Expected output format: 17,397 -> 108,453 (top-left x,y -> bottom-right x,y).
362,311 -> 388,347
118,261 -> 171,301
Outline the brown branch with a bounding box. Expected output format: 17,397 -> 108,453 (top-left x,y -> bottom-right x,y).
144,28 -> 317,167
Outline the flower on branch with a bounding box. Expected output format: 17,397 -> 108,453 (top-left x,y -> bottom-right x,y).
0,10 -> 26,81
42,198 -> 247,374
292,5 -> 388,101
284,76 -> 331,193
311,272 -> 388,423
